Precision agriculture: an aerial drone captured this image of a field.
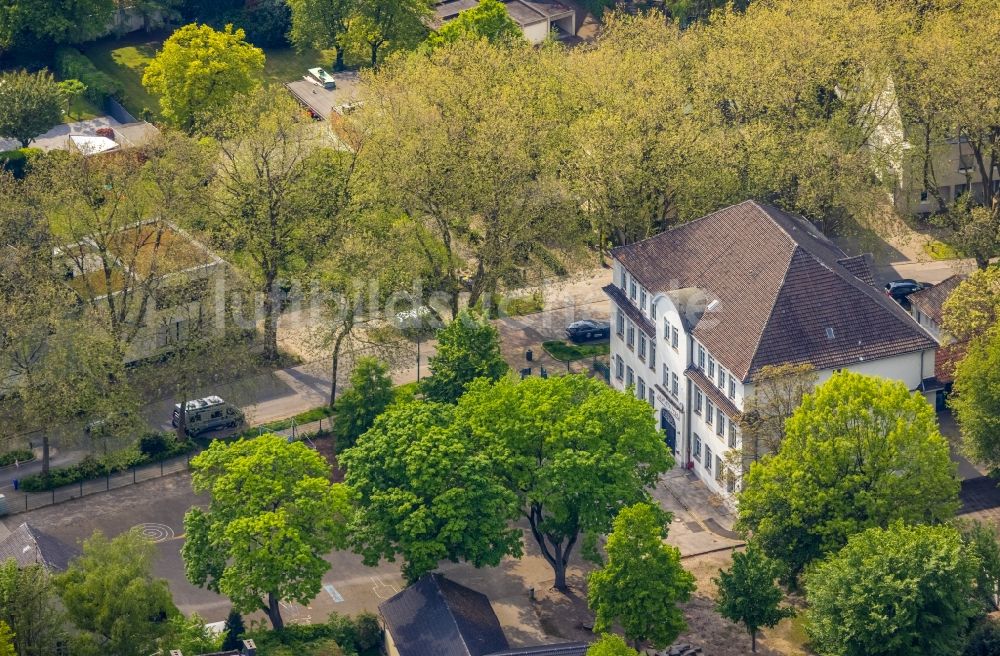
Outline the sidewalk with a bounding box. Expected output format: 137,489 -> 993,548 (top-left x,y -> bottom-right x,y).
652,469 -> 743,558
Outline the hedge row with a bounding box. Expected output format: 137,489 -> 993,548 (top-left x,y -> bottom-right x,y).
0,449 -> 33,468
53,47 -> 124,105
248,612 -> 382,656
19,433 -> 196,493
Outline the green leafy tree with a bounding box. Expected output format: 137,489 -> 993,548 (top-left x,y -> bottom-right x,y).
965,619 -> 1000,656
0,70 -> 64,148
951,328 -> 1000,471
457,375 -> 673,591
804,523 -> 979,656
959,520 -> 1000,613
56,79 -> 86,120
0,559 -> 68,656
220,610 -> 246,651
341,400 -> 523,582
422,310 -> 508,403
334,356 -> 394,449
587,633 -> 640,656
349,0 -> 431,67
56,530 -> 178,656
0,0 -> 113,53
588,502 -> 695,650
205,88 -> 347,361
942,266 -> 1000,343
181,434 -> 352,630
163,614 -> 220,656
0,621 -> 12,656
738,371 -> 959,582
714,543 -> 793,652
427,0 -> 522,47
287,0 -> 354,71
143,23 -> 265,131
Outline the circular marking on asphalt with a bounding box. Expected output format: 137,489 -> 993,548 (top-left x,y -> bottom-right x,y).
133,523 -> 175,543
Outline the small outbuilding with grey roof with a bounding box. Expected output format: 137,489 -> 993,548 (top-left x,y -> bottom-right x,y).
0,522 -> 77,571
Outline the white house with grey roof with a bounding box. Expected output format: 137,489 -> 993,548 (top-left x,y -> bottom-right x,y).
605,200 -> 939,500
434,0 -> 576,44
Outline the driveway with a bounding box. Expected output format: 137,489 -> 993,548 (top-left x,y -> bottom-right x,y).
0,116 -> 121,152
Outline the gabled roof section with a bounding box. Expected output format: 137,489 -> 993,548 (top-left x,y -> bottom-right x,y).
612,200 -> 937,381
379,574 -> 510,656
0,522 -> 76,571
909,274 -> 966,325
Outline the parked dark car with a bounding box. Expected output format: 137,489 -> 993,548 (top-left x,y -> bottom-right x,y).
566,319 -> 611,343
883,279 -> 926,301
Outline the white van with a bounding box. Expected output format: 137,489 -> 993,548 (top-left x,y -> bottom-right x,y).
307,67 -> 336,89
172,396 -> 243,436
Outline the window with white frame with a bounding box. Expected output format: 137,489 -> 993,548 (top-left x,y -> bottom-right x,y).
649,343 -> 656,369
716,409 -> 725,436
693,434 -> 702,461
648,387 -> 654,406
694,388 -> 703,414
640,288 -> 647,312
728,420 -> 737,448
650,300 -> 657,320
630,279 -> 637,300
671,326 -> 679,349
626,366 -> 634,388
718,367 -> 725,389
728,376 -> 736,399
616,310 -> 624,336
707,356 -> 715,378
671,373 -> 679,397
662,363 -> 669,387
638,333 -> 647,360
698,345 -> 706,369
726,470 -> 736,493
706,400 -> 714,425
627,321 -> 635,348
663,318 -> 671,341
620,268 -> 627,289
705,446 -> 713,474
616,355 -> 624,380
637,378 -> 646,400
715,455 -> 724,482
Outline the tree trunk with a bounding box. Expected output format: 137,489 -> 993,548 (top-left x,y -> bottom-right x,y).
262,276 -> 279,362
334,46 -> 345,71
553,556 -> 567,592
264,592 -> 284,631
41,434 -> 49,476
370,42 -> 380,69
751,628 -> 757,653
19,137 -> 29,149
329,331 -> 347,407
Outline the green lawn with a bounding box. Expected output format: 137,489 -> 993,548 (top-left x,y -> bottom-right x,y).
62,97 -> 104,123
923,238 -> 962,261
542,340 -> 611,362
81,33 -> 346,122
81,33 -> 164,120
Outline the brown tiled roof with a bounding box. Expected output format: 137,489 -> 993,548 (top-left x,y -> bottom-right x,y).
0,522 -> 77,571
604,284 -> 655,336
909,274 -> 966,325
612,201 -> 937,382
837,254 -> 875,287
685,366 -> 741,419
935,340 -> 968,384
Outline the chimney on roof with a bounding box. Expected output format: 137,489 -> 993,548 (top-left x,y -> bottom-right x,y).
825,327 -> 835,340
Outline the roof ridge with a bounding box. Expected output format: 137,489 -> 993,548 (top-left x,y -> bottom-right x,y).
432,574 -> 475,656
741,244 -> 800,382
611,200 -> 762,256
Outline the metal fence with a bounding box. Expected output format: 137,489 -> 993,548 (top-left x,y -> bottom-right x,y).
0,453 -> 191,516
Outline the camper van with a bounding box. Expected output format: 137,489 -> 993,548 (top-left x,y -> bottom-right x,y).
172,396 -> 243,436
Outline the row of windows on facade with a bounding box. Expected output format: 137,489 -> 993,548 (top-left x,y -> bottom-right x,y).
692,433 -> 737,493
619,268 -> 658,321
615,358 -> 657,407
919,179 -> 1000,204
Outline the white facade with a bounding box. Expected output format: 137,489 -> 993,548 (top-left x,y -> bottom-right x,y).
608,258 -> 937,502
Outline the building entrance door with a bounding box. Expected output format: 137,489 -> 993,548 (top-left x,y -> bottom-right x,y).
660,409 -> 677,455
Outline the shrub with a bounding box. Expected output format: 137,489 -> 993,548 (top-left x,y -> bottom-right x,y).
53,47 -> 124,105
0,148 -> 41,178
0,448 -> 34,467
139,432 -> 170,458
18,440 -> 196,492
